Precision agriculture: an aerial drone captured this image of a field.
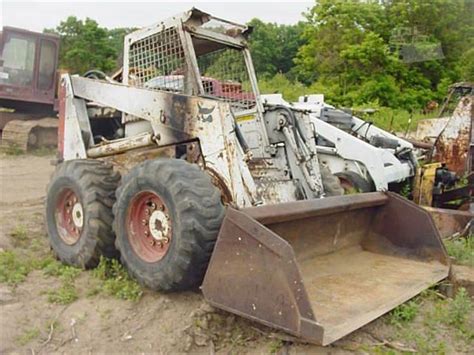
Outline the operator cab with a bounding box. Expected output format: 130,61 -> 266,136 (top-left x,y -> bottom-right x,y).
0,27 -> 59,110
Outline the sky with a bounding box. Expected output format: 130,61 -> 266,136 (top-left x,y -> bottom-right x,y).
1,0 -> 313,32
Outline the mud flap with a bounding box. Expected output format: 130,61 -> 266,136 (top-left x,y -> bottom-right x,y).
202,192 -> 449,345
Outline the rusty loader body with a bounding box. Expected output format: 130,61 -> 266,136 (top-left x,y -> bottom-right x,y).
45,8 -> 449,345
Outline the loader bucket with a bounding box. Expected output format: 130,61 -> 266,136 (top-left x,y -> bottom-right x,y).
202,192 -> 449,345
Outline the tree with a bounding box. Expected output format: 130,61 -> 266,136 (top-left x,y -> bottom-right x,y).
247,19 -> 305,78
293,0 -> 474,110
46,17 -> 117,74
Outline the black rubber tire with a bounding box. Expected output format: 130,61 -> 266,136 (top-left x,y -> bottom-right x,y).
320,164 -> 344,196
45,160 -> 120,268
113,158 -> 225,292
335,171 -> 375,194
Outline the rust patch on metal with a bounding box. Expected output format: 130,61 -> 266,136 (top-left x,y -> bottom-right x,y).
432,96 -> 473,175
423,206 -> 473,238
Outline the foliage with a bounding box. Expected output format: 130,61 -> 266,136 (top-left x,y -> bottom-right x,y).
43,259 -> 82,280
0,251 -> 30,285
46,1 -> 473,118
92,257 -> 143,301
10,225 -> 29,246
0,144 -> 24,156
258,73 -> 311,102
47,283 -> 78,305
46,17 -> 120,74
247,19 -> 305,78
43,259 -> 81,305
389,299 -> 419,326
293,0 -> 474,111
15,327 -> 40,346
448,288 -> 472,330
444,237 -> 473,266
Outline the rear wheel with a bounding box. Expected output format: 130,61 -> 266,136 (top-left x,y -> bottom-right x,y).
113,158 -> 224,292
320,164 -> 344,196
45,160 -> 120,268
336,171 -> 375,194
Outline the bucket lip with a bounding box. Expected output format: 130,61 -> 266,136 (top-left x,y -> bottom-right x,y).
242,192 -> 388,224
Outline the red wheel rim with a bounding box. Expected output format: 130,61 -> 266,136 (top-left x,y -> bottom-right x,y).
126,191 -> 172,263
55,188 -> 83,245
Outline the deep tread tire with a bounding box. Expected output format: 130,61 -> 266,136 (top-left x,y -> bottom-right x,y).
45,159 -> 120,268
336,171 -> 375,194
113,158 -> 225,292
320,164 -> 344,196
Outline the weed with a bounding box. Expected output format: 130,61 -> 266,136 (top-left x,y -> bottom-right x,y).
43,259 -> 81,281
15,327 -> 40,346
268,339 -> 284,353
444,237 -> 473,266
47,283 -> 78,305
388,299 -> 419,326
10,225 -> 29,246
0,144 -> 24,156
92,257 -> 143,301
42,259 -> 81,305
0,251 -> 30,285
29,255 -> 57,270
447,288 -> 472,331
399,180 -> 412,199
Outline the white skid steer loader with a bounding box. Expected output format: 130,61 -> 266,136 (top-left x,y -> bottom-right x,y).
46,8 -> 448,345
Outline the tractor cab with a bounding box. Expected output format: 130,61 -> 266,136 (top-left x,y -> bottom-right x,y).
0,27 -> 59,110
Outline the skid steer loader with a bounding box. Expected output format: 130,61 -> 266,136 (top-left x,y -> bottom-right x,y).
46,8 -> 449,345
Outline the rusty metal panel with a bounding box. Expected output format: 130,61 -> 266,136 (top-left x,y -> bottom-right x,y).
424,206 -> 473,238
202,192 -> 449,345
69,75 -> 259,207
415,117 -> 450,142
432,96 -> 473,175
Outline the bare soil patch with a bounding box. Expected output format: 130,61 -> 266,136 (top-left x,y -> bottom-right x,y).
0,153 -> 472,354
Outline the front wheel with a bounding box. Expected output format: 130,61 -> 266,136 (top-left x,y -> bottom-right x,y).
113,158 -> 225,292
45,160 -> 120,268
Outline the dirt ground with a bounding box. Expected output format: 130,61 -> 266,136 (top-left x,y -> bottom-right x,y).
0,153 -> 472,354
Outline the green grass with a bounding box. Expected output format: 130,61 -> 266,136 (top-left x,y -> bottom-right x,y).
447,288 -> 472,333
0,251 -> 30,285
392,287 -> 473,352
91,257 -> 143,301
43,259 -> 82,305
15,327 -> 40,346
10,225 -> 29,246
360,107 -> 439,133
388,299 -> 420,326
42,259 -> 82,280
0,144 -> 24,156
47,283 -> 79,305
444,237 -> 473,266
268,339 -> 284,354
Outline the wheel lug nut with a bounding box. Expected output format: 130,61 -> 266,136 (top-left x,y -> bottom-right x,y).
150,203 -> 156,210
142,219 -> 148,226
145,209 -> 150,216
